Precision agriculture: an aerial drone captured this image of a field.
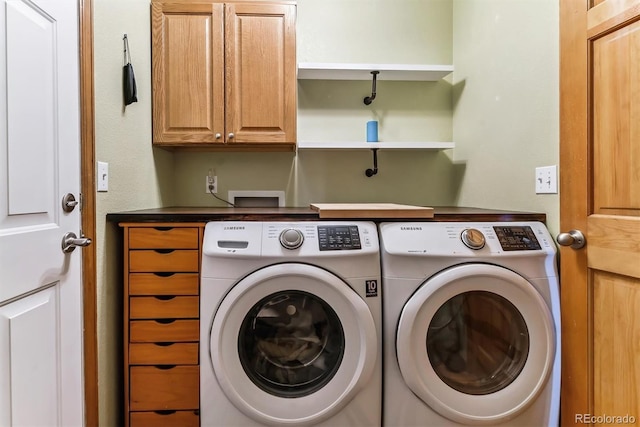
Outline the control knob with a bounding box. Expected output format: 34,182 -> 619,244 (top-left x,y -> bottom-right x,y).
279,228 -> 304,250
461,228 -> 485,250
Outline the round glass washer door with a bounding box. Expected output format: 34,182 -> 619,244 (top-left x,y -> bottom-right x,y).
210,263 -> 377,426
396,264 -> 556,425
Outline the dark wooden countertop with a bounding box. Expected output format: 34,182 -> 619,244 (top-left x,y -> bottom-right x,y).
107,206 -> 546,224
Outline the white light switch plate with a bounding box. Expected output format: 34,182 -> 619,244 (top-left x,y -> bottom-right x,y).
97,161 -> 108,192
535,165 -> 557,194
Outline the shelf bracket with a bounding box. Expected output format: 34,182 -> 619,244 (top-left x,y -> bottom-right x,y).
365,148 -> 379,177
363,71 -> 380,105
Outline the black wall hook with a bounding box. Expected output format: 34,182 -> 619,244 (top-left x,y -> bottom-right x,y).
365,148 -> 379,177
363,71 -> 380,105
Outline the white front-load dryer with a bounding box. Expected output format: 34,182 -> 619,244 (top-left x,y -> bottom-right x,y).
379,222 -> 560,426
201,221 -> 382,426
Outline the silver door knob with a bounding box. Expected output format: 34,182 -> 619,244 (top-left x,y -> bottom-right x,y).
228,132 -> 234,139
215,133 -> 221,139
556,229 -> 586,249
62,232 -> 92,254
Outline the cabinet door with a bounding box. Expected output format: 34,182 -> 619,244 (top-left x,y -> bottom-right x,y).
151,2 -> 225,145
225,3 -> 297,145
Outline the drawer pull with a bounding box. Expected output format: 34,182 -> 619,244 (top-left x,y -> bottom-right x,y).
154,342 -> 175,347
154,249 -> 175,254
153,227 -> 174,231
156,364 -> 177,370
154,410 -> 177,416
154,295 -> 176,301
153,272 -> 176,278
156,319 -> 176,325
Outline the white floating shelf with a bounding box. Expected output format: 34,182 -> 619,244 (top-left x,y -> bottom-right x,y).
297,141 -> 454,150
297,62 -> 454,81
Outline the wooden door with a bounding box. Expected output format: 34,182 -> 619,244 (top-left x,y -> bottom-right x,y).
0,0 -> 85,425
225,2 -> 296,145
560,0 -> 640,424
151,2 -> 225,145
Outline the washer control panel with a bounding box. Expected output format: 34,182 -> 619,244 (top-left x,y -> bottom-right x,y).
203,221 -> 378,258
493,225 -> 541,251
318,225 -> 362,251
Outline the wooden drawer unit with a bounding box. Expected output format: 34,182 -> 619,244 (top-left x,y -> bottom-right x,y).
122,223 -> 204,427
130,365 -> 200,411
130,410 -> 199,427
129,249 -> 199,273
129,319 -> 200,342
129,227 -> 199,249
130,343 -> 199,365
129,273 -> 199,295
130,296 -> 199,319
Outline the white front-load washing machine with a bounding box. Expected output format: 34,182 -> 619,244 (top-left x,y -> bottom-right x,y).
379,222 -> 560,426
200,221 -> 382,426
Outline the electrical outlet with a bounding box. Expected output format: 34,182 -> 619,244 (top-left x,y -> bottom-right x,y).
535,165 -> 557,194
205,175 -> 217,194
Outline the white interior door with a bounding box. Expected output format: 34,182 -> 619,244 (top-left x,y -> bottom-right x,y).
0,0 -> 85,425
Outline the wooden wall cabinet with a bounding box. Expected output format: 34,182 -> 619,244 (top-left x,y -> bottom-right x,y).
151,1 -> 297,150
122,224 -> 204,427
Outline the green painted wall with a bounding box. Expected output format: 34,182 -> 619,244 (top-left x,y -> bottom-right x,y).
451,0 -> 559,235
174,0 -> 455,209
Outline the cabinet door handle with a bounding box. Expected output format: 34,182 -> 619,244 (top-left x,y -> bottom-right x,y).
228,132 -> 234,139
215,133 -> 221,139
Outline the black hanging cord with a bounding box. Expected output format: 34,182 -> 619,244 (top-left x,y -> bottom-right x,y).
208,187 -> 236,207
365,148 -> 379,177
363,71 -> 380,105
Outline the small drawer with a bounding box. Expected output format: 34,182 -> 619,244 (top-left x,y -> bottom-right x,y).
130,365 -> 199,411
129,227 -> 199,249
130,410 -> 199,427
130,296 -> 199,319
129,250 -> 199,273
129,343 -> 199,365
129,273 -> 199,296
130,319 -> 199,343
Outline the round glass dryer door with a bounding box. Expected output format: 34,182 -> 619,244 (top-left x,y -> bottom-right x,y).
209,263 -> 377,426
396,264 -> 555,425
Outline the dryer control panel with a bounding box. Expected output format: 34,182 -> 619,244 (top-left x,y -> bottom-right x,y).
318,225 -> 362,251
493,226 -> 542,251
378,221 -> 555,257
